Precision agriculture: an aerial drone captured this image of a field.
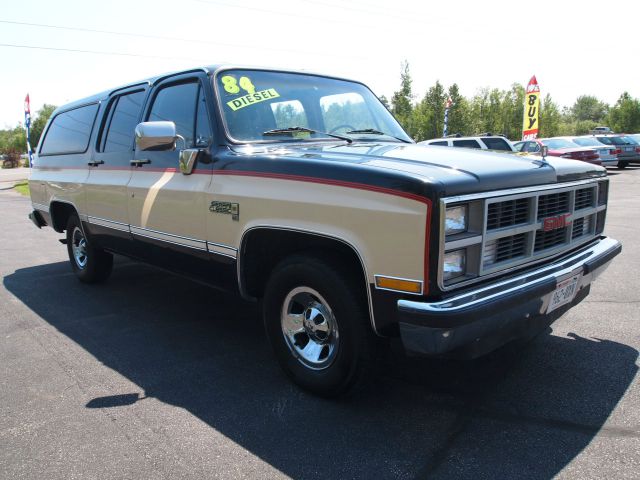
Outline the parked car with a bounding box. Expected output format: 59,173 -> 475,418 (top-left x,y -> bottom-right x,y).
419,134 -> 516,152
28,65 -> 621,396
513,138 -> 602,165
589,126 -> 613,134
626,133 -> 640,144
593,135 -> 640,166
563,136 -> 620,168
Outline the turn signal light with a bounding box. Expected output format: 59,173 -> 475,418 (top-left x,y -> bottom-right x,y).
375,276 -> 423,294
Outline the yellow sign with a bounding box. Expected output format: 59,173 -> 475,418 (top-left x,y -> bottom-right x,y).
226,88 -> 280,111
522,75 -> 540,140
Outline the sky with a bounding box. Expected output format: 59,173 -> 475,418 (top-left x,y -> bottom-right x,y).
1,0 -> 639,128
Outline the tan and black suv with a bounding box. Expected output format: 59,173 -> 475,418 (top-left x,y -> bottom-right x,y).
28,66 -> 621,396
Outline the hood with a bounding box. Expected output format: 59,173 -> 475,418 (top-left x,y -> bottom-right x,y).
231,142 -> 606,196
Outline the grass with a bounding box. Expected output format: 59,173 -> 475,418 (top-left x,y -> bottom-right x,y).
14,182 -> 30,196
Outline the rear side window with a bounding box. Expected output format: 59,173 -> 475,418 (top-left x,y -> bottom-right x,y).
40,104 -> 99,155
429,141 -> 448,146
103,90 -> 146,153
452,139 -> 481,149
481,137 -> 512,151
148,82 -> 199,147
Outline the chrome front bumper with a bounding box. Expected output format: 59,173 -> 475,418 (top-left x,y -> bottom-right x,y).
397,236 -> 621,357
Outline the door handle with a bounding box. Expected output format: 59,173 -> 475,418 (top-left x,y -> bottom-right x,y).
130,159 -> 151,167
87,160 -> 104,166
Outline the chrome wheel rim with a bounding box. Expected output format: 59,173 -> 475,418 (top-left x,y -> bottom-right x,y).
71,226 -> 88,269
280,287 -> 339,370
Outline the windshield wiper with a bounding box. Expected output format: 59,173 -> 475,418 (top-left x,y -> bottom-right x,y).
262,126 -> 352,144
345,128 -> 412,144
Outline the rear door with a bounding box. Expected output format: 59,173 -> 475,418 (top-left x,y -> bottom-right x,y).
126,74 -> 215,276
85,86 -> 148,249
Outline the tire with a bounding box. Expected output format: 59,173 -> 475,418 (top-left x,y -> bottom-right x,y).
66,214 -> 113,283
263,254 -> 377,397
618,161 -> 628,169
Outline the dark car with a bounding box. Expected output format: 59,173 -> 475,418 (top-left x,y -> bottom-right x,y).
593,135 -> 640,167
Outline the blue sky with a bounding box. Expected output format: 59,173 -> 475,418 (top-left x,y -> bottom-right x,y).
1,0 -> 639,127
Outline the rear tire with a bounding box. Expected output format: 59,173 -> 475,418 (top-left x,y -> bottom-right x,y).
66,214 -> 113,283
263,254 -> 377,397
618,161 -> 628,169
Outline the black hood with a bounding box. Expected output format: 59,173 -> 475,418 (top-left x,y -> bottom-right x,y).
229,142 -> 606,197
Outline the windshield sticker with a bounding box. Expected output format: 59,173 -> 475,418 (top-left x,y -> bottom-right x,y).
226,88 -> 280,111
221,75 -> 256,95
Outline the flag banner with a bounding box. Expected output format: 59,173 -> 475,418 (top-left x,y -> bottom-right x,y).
24,94 -> 33,166
522,76 -> 540,140
443,96 -> 453,137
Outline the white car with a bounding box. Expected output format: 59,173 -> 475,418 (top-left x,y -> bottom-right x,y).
419,135 -> 517,152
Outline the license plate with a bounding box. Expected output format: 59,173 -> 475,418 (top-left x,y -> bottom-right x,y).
625,146 -> 634,152
598,149 -> 608,156
547,275 -> 580,313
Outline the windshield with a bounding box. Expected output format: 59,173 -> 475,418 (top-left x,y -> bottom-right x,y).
572,137 -> 603,147
541,138 -> 577,149
597,136 -> 628,146
214,69 -> 411,143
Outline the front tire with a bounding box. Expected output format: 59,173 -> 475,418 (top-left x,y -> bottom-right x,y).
263,254 -> 377,397
66,215 -> 113,283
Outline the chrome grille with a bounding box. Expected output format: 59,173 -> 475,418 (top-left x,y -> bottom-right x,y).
537,192 -> 570,218
575,188 -> 594,210
572,215 -> 593,239
440,179 -> 609,289
535,227 -> 568,251
487,198 -> 529,230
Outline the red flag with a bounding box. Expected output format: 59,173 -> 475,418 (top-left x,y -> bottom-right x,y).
24,94 -> 31,115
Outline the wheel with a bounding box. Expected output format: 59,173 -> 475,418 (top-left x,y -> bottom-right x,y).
66,214 -> 113,283
618,161 -> 628,169
263,254 -> 377,397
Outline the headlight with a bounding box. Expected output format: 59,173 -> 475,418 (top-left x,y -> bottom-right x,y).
445,205 -> 468,235
443,250 -> 466,281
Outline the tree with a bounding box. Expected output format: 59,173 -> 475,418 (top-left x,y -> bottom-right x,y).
446,84 -> 471,137
30,104 -> 57,149
390,61 -> 414,134
608,92 -> 640,133
0,125 -> 27,165
411,81 -> 447,141
571,95 -> 608,123
539,94 -> 561,137
378,95 -> 390,110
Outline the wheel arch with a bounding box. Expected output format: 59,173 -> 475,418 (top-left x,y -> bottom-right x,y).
237,226 -> 380,335
49,200 -> 81,233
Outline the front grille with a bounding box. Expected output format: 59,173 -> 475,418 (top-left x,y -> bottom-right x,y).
441,179 -> 609,288
484,234 -> 527,267
575,188 -> 594,210
538,192 -> 570,218
487,198 -> 529,230
572,215 -> 593,239
535,227 -> 568,251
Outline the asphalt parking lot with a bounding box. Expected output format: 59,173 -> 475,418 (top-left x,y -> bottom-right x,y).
1,168 -> 639,479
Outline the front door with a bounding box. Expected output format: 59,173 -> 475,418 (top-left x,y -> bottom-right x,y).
126,75 -> 215,277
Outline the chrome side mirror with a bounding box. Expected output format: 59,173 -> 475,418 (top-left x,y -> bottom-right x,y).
540,145 -> 549,159
135,121 -> 177,151
179,149 -> 199,175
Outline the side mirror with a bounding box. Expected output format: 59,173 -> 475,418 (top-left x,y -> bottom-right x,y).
540,145 -> 549,159
179,149 -> 199,175
135,121 -> 177,151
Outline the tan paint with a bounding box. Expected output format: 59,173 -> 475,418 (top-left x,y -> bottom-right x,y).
140,170 -> 175,228
206,175 -> 428,283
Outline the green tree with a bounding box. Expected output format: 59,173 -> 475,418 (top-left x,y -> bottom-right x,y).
539,94 -> 561,137
0,125 -> 27,165
446,83 -> 471,137
412,80 -> 447,140
571,95 -> 608,123
390,60 -> 414,134
378,95 -> 390,110
608,92 -> 640,133
30,104 -> 57,149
